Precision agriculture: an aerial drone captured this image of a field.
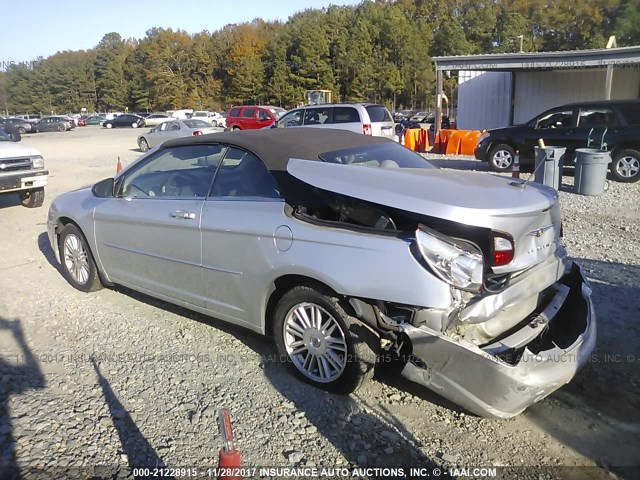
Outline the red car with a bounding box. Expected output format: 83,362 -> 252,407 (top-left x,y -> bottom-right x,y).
226,105 -> 286,130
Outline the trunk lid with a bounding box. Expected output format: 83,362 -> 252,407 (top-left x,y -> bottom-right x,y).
287,159 -> 562,273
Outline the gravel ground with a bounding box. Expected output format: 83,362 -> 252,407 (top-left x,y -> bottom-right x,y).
0,129 -> 638,480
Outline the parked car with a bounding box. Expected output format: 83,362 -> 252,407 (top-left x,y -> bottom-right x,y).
404,111 -> 451,130
1,118 -> 34,134
103,114 -> 146,129
13,114 -> 41,124
85,116 -> 107,126
215,112 -> 227,128
273,103 -> 396,139
170,109 -> 194,120
137,119 -> 222,151
0,127 -> 20,142
47,128 -> 594,419
0,133 -> 47,207
35,116 -> 74,132
226,105 -> 286,130
143,113 -> 173,127
475,100 -> 640,182
393,109 -> 416,123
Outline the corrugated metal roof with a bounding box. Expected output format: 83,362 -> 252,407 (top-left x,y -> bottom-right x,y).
433,45 -> 640,71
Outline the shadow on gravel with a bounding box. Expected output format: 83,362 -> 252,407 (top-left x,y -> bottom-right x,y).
37,232 -> 62,274
0,317 -> 46,480
91,358 -> 173,478
112,287 -> 438,475
0,194 -> 22,209
525,259 -> 640,477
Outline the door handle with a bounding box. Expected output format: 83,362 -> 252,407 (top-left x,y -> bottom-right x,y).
170,210 -> 196,220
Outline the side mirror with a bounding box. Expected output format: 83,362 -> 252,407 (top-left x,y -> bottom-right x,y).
92,177 -> 115,198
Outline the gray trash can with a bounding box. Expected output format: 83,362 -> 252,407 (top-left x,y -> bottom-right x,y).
574,148 -> 611,196
534,146 -> 566,190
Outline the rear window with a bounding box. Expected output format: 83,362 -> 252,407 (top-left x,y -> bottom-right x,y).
320,143 -> 436,169
365,105 -> 392,123
184,119 -> 210,128
229,108 -> 241,117
619,105 -> 640,126
332,107 -> 360,124
242,108 -> 255,118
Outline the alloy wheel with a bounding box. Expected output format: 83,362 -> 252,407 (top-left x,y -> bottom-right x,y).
616,155 -> 640,179
63,234 -> 90,285
283,302 -> 348,383
493,150 -> 513,169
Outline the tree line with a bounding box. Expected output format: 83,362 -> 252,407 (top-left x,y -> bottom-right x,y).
1,0 -> 637,115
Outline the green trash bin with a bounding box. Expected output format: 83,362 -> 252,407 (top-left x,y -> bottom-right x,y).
574,148 -> 611,196
534,146 -> 566,190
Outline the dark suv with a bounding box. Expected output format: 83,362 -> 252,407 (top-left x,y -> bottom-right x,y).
475,100 -> 640,182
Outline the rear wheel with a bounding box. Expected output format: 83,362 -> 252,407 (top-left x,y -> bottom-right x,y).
273,286 -> 376,394
57,124 -> 65,132
488,144 -> 515,172
610,149 -> 640,183
106,123 -> 113,129
132,122 -> 138,128
58,224 -> 103,292
20,187 -> 44,208
17,127 -> 26,134
232,126 -> 240,131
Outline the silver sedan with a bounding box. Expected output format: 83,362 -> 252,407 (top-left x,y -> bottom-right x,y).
143,113 -> 173,126
137,119 -> 223,151
47,129 -> 595,419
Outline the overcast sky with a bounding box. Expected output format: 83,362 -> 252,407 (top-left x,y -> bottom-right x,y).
0,0 -> 362,63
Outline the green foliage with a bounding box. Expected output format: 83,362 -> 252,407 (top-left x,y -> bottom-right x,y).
2,0 -> 637,114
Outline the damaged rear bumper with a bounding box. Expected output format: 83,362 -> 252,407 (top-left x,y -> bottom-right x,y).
400,263 -> 596,419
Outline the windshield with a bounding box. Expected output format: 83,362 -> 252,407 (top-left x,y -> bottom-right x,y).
271,108 -> 287,119
320,143 -> 436,169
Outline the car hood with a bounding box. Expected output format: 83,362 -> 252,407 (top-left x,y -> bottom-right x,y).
0,142 -> 42,157
287,159 -> 562,273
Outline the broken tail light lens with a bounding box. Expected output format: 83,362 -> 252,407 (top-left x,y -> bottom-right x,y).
415,225 -> 484,292
492,232 -> 514,266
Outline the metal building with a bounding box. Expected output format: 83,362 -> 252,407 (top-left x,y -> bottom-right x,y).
432,45 -> 640,131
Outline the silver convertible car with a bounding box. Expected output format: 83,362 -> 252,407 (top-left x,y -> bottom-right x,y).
47,129 -> 595,418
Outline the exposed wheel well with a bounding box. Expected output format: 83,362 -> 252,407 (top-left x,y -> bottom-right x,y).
264,274 -> 343,338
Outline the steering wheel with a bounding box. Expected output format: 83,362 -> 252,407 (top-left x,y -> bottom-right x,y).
164,171 -> 185,196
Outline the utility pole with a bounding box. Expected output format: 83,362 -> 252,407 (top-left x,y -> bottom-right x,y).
517,35 -> 524,53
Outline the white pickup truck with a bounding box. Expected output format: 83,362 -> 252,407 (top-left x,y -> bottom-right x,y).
0,135 -> 48,207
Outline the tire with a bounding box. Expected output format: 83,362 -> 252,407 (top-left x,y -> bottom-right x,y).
273,285 -> 376,394
106,123 -> 113,129
132,122 -> 138,128
18,127 -> 26,134
232,126 -> 240,131
488,144 -> 516,172
20,187 -> 44,208
610,149 -> 640,183
57,224 -> 103,292
57,124 -> 65,132
138,137 -> 149,152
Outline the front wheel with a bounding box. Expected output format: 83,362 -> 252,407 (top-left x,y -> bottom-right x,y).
105,123 -> 113,129
20,187 -> 44,208
132,122 -> 138,128
58,224 -> 103,292
488,144 -> 516,172
610,149 -> 640,183
57,124 -> 65,132
138,137 -> 149,152
273,286 -> 376,394
18,127 -> 26,134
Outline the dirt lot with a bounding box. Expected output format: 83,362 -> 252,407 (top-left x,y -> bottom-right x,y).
0,127 -> 639,479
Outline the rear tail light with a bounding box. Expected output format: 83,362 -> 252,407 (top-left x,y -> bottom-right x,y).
492,232 -> 514,266
363,124 -> 372,136
192,130 -> 202,136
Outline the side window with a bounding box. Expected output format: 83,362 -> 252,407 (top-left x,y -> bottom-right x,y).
242,108 -> 255,118
229,108 -> 241,117
536,110 -> 573,129
154,123 -> 167,132
619,106 -> 640,126
304,108 -> 332,125
209,148 -> 280,199
333,107 -> 360,124
578,108 -> 616,128
120,145 -> 225,199
279,110 -> 302,127
257,110 -> 271,121
168,122 -> 181,131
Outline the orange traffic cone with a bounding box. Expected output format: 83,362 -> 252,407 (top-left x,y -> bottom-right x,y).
512,150 -> 520,178
116,157 -> 123,173
218,410 -> 242,480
